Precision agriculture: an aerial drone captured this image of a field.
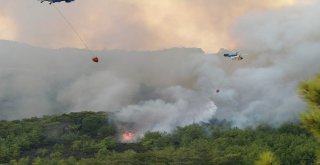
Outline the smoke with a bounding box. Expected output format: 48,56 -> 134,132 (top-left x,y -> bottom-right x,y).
221,1 -> 320,127
0,16 -> 16,40
0,1 -> 320,136
0,0 -> 296,52
0,44 -> 217,136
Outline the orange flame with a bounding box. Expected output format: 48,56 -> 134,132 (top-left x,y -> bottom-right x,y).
121,132 -> 135,142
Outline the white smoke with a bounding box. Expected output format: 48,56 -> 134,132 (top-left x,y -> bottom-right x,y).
0,2 -> 320,135
0,43 -> 218,134
222,2 -> 320,127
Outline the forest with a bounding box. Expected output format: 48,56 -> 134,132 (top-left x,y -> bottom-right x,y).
0,74 -> 319,165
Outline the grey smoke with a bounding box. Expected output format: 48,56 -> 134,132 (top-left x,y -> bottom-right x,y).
0,3 -> 320,136
0,43 -> 217,135
0,0 -> 297,52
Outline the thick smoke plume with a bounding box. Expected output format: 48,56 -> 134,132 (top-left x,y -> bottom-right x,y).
0,2 -> 320,137
0,43 -> 217,136
0,0 -> 296,52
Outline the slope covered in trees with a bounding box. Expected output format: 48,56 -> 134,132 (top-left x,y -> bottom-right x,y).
300,74 -> 320,163
0,111 -> 317,165
1,73 -> 320,164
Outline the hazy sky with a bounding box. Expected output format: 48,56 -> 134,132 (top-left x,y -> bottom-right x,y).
0,0 -> 311,52
0,0 -> 320,137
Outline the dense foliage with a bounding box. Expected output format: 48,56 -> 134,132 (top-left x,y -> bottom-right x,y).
0,111 -> 317,165
1,73 -> 319,164
300,74 -> 320,163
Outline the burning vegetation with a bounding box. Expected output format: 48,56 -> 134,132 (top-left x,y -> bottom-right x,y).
121,131 -> 135,142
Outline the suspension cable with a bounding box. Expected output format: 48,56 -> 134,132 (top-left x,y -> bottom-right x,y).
52,4 -> 91,52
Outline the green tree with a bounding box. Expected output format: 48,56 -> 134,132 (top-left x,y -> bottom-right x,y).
71,136 -> 98,154
142,132 -> 172,150
81,114 -> 107,136
255,151 -> 280,165
97,136 -> 116,148
10,157 -> 30,165
32,157 -> 43,165
300,74 -> 320,164
173,124 -> 207,147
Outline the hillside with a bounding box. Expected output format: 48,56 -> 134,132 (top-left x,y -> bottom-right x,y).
0,111 -> 316,165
